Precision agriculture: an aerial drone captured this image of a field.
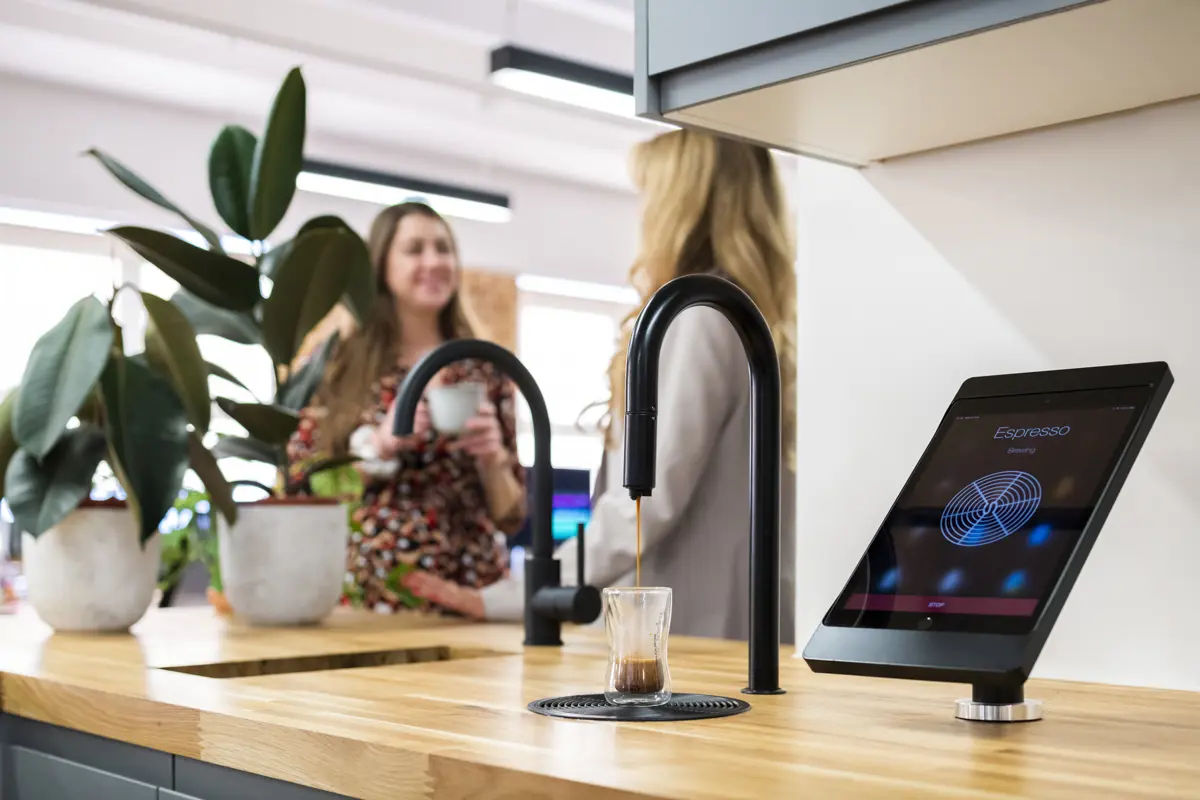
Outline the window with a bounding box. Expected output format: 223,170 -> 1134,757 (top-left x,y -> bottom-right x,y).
0,231 -> 275,502
0,240 -> 124,518
0,244 -> 120,394
515,289 -> 633,483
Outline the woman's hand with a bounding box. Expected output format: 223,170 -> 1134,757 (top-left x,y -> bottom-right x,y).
375,395 -> 432,460
402,572 -> 485,620
451,399 -> 508,469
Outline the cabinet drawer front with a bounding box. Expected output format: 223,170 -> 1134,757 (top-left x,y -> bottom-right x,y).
174,756 -> 352,800
3,714 -> 171,786
10,745 -> 157,800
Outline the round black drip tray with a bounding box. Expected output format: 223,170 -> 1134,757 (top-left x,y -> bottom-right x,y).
528,693 -> 750,722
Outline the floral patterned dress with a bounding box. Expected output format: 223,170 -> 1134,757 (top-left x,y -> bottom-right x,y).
287,360 -> 526,613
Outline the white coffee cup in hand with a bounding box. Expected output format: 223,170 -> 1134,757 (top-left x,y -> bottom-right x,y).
426,382 -> 487,434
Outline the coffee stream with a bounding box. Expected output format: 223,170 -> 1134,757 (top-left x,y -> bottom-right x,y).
614,497 -> 664,696
635,497 -> 642,588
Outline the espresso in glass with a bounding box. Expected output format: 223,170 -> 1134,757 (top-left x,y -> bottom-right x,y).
603,586 -> 672,706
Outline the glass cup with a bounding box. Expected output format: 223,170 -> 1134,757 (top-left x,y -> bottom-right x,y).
603,586 -> 672,707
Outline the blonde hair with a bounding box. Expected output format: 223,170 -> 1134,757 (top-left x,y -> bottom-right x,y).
316,203 -> 476,455
607,129 -> 797,466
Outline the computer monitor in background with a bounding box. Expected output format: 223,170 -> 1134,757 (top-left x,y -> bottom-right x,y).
509,467 -> 592,551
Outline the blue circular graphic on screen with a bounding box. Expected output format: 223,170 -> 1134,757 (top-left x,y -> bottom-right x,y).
940,470 -> 1042,547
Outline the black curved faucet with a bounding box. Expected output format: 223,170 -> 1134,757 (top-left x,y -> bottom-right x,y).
623,274 -> 785,694
393,339 -> 601,645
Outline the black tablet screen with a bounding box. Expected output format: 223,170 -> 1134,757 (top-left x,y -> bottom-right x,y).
824,386 -> 1149,634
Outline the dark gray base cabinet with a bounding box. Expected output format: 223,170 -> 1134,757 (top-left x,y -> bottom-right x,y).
0,713 -> 349,800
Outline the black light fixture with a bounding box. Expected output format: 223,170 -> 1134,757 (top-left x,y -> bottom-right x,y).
489,45 -> 635,118
296,159 -> 512,224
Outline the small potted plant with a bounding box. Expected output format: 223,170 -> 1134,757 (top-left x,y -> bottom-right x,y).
0,291 -> 204,631
89,66 -> 373,626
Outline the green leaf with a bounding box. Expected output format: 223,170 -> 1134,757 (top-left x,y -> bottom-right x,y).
205,361 -> 254,396
341,232 -> 373,325
159,526 -> 190,591
279,332 -> 338,411
86,148 -> 225,254
296,216 -> 374,325
385,562 -> 414,593
249,67 -> 306,240
256,240 -> 291,280
308,462 -> 362,499
187,431 -> 237,525
260,227 -> 357,365
13,297 -> 113,459
0,390 -> 19,499
211,435 -> 281,466
255,213 -> 353,280
167,488 -> 223,591
208,125 -> 258,240
142,292 -> 210,434
5,424 -> 107,537
101,353 -> 190,542
385,563 -> 421,608
171,291 -> 260,345
297,215 -> 347,234
216,398 -> 299,445
110,227 -> 260,312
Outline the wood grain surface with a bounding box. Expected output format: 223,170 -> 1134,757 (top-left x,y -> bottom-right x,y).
0,607 -> 1196,799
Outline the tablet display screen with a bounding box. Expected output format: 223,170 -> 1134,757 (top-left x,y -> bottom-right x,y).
824,385 -> 1149,634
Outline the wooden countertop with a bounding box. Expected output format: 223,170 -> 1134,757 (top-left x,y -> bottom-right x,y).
0,607 -> 1197,799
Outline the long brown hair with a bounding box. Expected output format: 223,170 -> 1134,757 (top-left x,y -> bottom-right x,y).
607,129 -> 797,466
317,202 -> 475,454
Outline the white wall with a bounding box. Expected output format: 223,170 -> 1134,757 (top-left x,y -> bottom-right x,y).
0,74 -> 639,285
794,99 -> 1200,692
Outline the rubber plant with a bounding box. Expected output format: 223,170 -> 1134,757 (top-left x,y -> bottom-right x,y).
0,292 -> 193,546
86,66 -> 373,506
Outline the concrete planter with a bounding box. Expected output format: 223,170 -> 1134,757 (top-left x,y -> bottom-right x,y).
218,499 -> 348,626
22,504 -> 159,632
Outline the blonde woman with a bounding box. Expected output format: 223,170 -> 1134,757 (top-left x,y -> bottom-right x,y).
405,130 -> 797,642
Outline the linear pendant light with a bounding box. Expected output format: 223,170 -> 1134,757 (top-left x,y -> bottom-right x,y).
297,160 -> 512,224
0,206 -> 256,254
489,45 -> 635,118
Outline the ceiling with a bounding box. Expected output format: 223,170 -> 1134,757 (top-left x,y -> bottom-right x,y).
0,0 -> 652,193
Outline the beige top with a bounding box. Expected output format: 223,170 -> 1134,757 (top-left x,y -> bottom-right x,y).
483,306 -> 797,643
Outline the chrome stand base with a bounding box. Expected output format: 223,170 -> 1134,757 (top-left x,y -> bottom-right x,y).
954,698 -> 1043,722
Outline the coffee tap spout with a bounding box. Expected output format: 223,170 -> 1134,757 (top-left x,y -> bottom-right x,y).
620,274 -> 785,694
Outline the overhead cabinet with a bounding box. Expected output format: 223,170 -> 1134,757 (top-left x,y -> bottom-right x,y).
636,0 -> 1200,164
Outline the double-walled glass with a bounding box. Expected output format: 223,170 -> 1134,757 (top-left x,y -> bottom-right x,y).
603,586 -> 672,706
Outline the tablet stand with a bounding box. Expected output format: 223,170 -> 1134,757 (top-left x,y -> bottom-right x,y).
955,682 -> 1043,722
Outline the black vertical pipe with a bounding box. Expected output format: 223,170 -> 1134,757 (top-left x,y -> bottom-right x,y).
622,274 -> 784,694
393,339 -> 561,644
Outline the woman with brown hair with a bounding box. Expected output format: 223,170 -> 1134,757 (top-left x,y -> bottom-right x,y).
288,202 -> 526,613
405,130 -> 798,642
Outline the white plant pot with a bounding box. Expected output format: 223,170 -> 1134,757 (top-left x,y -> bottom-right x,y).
218,501 -> 348,626
22,506 -> 160,632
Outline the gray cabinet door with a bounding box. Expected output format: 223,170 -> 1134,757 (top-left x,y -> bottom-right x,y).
640,0 -> 1100,119
3,715 -> 171,787
646,0 -> 914,74
174,756 -> 351,800
1,714 -> 10,800
159,791 -> 203,800
9,745 -> 156,800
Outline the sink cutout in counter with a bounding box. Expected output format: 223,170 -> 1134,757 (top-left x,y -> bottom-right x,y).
160,645 -> 503,679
